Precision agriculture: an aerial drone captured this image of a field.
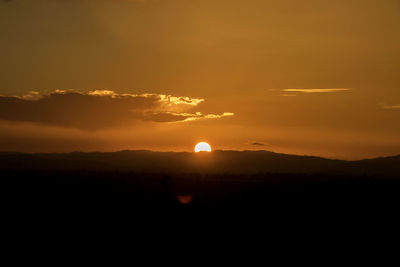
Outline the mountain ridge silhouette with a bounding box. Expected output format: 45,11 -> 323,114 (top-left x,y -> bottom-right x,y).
0,150 -> 398,176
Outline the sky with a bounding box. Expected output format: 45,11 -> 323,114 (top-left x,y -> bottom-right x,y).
0,0 -> 399,159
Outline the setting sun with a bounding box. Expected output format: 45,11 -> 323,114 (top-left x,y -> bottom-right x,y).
194,142 -> 212,153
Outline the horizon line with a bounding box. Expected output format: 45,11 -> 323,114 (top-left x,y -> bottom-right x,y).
0,149 -> 398,162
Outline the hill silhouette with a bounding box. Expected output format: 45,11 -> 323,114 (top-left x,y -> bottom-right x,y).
0,150 -> 399,176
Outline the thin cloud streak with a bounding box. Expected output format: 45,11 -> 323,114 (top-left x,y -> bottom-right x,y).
383,104 -> 400,109
177,112 -> 234,123
283,89 -> 351,93
248,141 -> 269,146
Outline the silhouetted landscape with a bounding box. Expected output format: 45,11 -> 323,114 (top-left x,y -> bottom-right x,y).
3,151 -> 400,225
2,150 -> 400,175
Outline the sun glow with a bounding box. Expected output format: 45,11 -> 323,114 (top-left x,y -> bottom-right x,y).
194,142 -> 212,153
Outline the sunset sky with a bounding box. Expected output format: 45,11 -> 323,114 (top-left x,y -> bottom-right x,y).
0,0 -> 399,159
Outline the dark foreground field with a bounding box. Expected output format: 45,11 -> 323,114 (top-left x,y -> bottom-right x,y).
3,170 -> 400,219
2,151 -> 400,234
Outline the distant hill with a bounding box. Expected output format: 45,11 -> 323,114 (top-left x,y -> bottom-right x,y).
0,150 -> 399,176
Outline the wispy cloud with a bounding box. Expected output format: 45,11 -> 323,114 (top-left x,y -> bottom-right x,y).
87,90 -> 204,108
383,104 -> 400,109
282,88 -> 351,93
178,112 -> 234,123
249,141 -> 268,146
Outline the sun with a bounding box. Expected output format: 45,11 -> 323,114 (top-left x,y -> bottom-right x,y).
194,142 -> 212,153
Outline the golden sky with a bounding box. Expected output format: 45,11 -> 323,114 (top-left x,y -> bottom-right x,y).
0,0 -> 399,159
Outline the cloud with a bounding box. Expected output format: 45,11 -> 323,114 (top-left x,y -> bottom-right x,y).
383,104 -> 400,109
282,89 -> 351,93
178,112 -> 234,122
247,141 -> 269,146
0,90 -> 234,129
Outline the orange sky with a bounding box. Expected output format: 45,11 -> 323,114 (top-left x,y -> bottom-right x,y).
0,0 -> 399,159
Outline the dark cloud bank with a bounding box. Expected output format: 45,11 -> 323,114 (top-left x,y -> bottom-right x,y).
0,90 -> 233,130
